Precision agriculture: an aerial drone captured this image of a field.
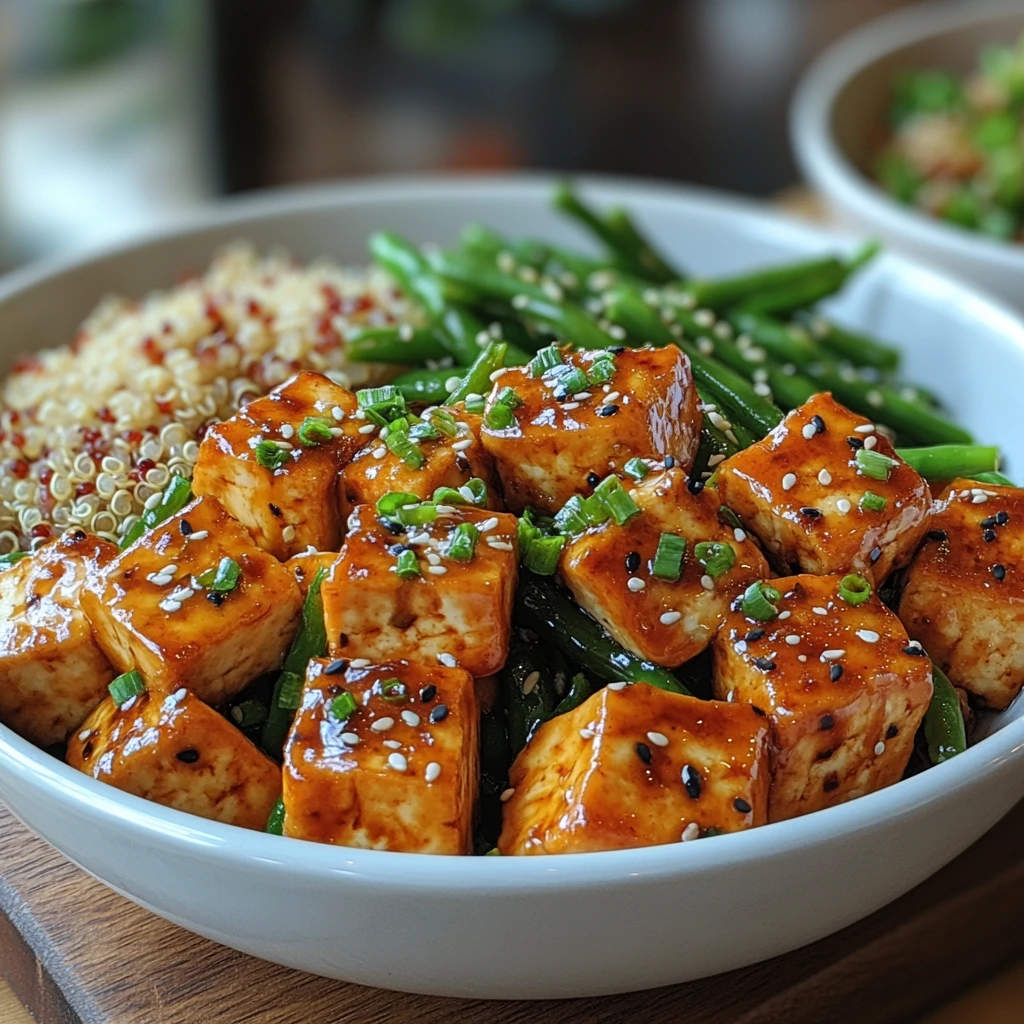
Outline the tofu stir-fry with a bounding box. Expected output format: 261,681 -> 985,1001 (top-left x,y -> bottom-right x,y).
0,186 -> 1014,855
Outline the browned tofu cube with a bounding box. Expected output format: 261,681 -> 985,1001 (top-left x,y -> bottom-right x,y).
900,480 -> 1024,710
68,687 -> 281,830
323,502 -> 518,677
192,371 -> 372,560
285,550 -> 338,598
498,682 -> 769,855
711,573 -> 933,822
0,531 -> 117,746
480,345 -> 701,514
341,409 -> 502,514
82,496 -> 302,705
715,393 -> 932,582
282,658 -> 478,853
560,468 -> 769,667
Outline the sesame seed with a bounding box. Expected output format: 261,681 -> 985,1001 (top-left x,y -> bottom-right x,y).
830,663 -> 843,681
452,439 -> 473,451
77,729 -> 93,742
745,628 -> 765,641
700,575 -> 714,591
331,406 -> 345,421
635,742 -> 652,764
836,498 -> 852,514
734,798 -> 752,814
500,787 -> 515,802
579,727 -> 595,740
159,599 -> 182,613
282,525 -> 296,542
358,423 -> 377,434
753,657 -> 776,672
370,717 -> 394,732
734,640 -> 748,654
856,629 -> 880,643
561,402 -> 580,411
854,423 -> 875,434
522,671 -> 540,695
821,649 -> 846,661
383,739 -> 401,749
647,731 -> 670,747
903,642 -> 924,655
478,517 -> 499,532
486,539 -> 514,551
973,493 -> 989,504
597,405 -> 618,417
388,752 -> 408,772
863,435 -> 878,450
603,391 -> 621,404
401,710 -> 421,727
425,762 -> 441,783
782,473 -> 797,491
993,563 -> 1007,581
802,423 -> 816,440
627,577 -> 646,592
798,654 -> 808,662
707,454 -> 725,468
733,527 -> 746,542
681,765 -> 702,799
187,530 -> 209,541
280,423 -> 295,439
426,552 -> 441,565
785,634 -> 800,645
325,658 -> 349,675
608,681 -> 629,691
437,652 -> 458,668
800,507 -> 822,518
350,658 -> 371,668
777,610 -> 792,620
372,446 -> 386,460
874,742 -> 886,756
817,469 -> 832,485
341,732 -> 359,745
660,610 -> 682,625
811,415 -> 826,434
429,704 -> 449,723
428,565 -> 448,575
681,823 -> 700,842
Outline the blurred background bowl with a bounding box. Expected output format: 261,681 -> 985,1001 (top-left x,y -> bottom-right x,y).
791,0 -> 1024,309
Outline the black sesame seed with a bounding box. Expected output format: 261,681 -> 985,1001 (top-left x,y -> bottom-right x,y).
269,503 -> 282,518
682,764 -> 702,799
388,543 -> 412,556
984,529 -> 997,543
72,529 -> 87,542
811,415 -> 826,434
733,798 -> 752,814
820,714 -> 834,731
829,663 -> 844,682
455,454 -> 471,474
993,563 -> 1007,581
597,404 -> 619,417
635,742 -> 652,764
664,455 -> 676,469
553,385 -> 570,402
823,776 -> 840,793
846,436 -> 865,451
870,546 -> 882,563
800,507 -> 823,518
886,724 -> 899,739
587,471 -> 601,488
902,644 -> 925,656
608,346 -> 626,354
751,705 -> 766,718
997,511 -> 1010,526
980,516 -> 998,529
687,477 -> 705,495
206,591 -> 227,607
927,529 -> 947,542
179,520 -> 193,537
625,551 -> 641,573
429,704 -> 449,723
745,628 -> 766,642
378,517 -> 407,535
419,684 -> 437,703
325,659 -> 349,676
753,657 -> 776,672
176,749 -> 200,764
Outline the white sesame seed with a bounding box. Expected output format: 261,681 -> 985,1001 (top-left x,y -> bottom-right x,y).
733,527 -> 746,542
821,649 -> 846,661
778,610 -> 792,620
341,732 -> 359,745
681,822 -> 700,842
350,658 -> 371,668
802,423 -> 816,440
437,652 -> 458,667
561,402 -> 580,411
478,517 -> 499,532
627,577 -> 646,592
187,530 -> 209,541
428,565 -> 448,575
282,525 -> 296,542
445,376 -> 462,391
700,575 -> 714,591
854,423 -> 876,434
603,391 -> 621,403
660,610 -> 682,625
818,469 -> 832,485
785,634 -> 800,645
607,681 -> 629,691
905,640 -> 923,652
425,761 -> 441,783
331,406 -> 345,421
866,390 -> 884,408
358,423 -> 377,434
753,382 -> 773,397
452,439 -> 473,452
280,423 -> 295,439
735,640 -> 748,654
388,752 -> 408,772
579,728 -> 595,740
372,446 -> 386,460
837,498 -> 852,514
874,741 -> 886,756
647,731 -> 669,747
500,787 -> 516,802
401,710 -> 421,727
77,729 -> 93,742
370,717 -> 394,732
520,671 -> 541,696
426,552 -> 441,565
694,309 -> 715,328
573,391 -> 592,400
707,454 -> 725,468
167,586 -> 194,603
863,435 -> 878,450
383,739 -> 402,749
486,540 -> 514,551
856,629 -> 880,643
973,493 -> 989,504
435,504 -> 457,514
144,492 -> 163,510
782,473 -> 797,491
159,599 -> 182,613
173,688 -> 187,701
813,606 -> 828,616
798,654 -> 808,662
489,368 -> 508,382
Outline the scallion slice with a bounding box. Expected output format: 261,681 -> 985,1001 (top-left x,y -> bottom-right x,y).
255,440 -> 290,471
196,556 -> 241,594
522,534 -> 566,575
554,495 -> 590,536
376,492 -> 420,518
462,477 -> 487,504
586,356 -> 616,385
581,493 -> 612,527
427,409 -> 459,437
623,458 -> 650,482
356,385 -> 408,427
484,403 -> 515,430
550,364 -> 589,395
120,473 -> 192,550
694,540 -> 735,579
742,580 -> 782,622
276,670 -> 305,711
330,690 -> 358,721
385,424 -> 426,469
860,491 -> 887,512
266,798 -> 285,835
0,551 -> 29,567
297,417 -> 334,447
108,669 -> 145,706
838,573 -> 873,606
528,345 -> 563,377
380,678 -> 409,704
855,448 -> 897,481
464,394 -> 486,413
395,549 -> 421,580
594,475 -> 640,525
718,505 -> 743,530
397,502 -> 438,527
409,421 -> 440,441
447,522 -> 480,562
652,533 -> 687,580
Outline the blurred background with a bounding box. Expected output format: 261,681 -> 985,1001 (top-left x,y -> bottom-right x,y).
0,0 -> 923,270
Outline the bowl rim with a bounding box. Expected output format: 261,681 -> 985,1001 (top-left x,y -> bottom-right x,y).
2,172 -> 1024,892
790,0 -> 1024,270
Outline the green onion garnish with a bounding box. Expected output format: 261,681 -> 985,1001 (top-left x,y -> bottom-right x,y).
694,541 -> 735,579
742,580 -> 782,622
594,475 -> 640,525
297,417 -> 334,447
855,448 -> 897,481
838,573 -> 873,606
718,505 -> 743,530
409,421 -> 440,441
397,503 -> 438,527
860,491 -> 887,512
484,386 -> 523,430
652,533 -> 687,580
276,670 -> 305,711
551,364 -> 589,395
380,678 -> 409,704
464,394 -> 486,413
427,409 -> 459,437
581,493 -> 612,527
120,474 -> 193,550
196,556 -> 241,594
356,385 -> 408,426
266,798 -> 285,835
108,669 -> 145,706
395,549 -> 421,579
255,440 -> 290,471
376,492 -> 420,518
586,356 -> 616,385
231,699 -> 268,729
529,345 -> 563,377
623,458 -> 650,482
554,495 -> 590,536
385,423 -> 426,469
447,522 -> 480,562
444,477 -> 489,505
330,690 -> 358,721
522,534 -> 566,575
0,551 -> 29,567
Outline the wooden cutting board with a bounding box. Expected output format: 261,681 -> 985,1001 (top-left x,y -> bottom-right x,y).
2,798 -> 1024,1024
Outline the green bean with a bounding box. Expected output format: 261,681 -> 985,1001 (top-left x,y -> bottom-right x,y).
475,694 -> 513,854
550,671 -> 594,717
736,263 -> 849,316
684,256 -> 847,311
390,367 -> 460,405
896,445 -> 1000,480
265,797 -> 285,835
793,312 -> 900,371
693,416 -> 740,478
924,662 -> 967,764
970,471 -> 1016,487
500,633 -> 563,754
604,205 -> 680,283
119,473 -> 192,550
446,340 -> 508,406
515,573 -> 689,695
347,325 -> 450,365
459,223 -> 550,268
262,567 -> 328,759
601,284 -> 676,345
727,310 -> 821,365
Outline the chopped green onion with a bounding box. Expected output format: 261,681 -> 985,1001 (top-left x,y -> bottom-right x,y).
385,424 -> 426,469
860,491 -> 887,512
586,357 -> 616,385
330,690 -> 359,721
196,556 -> 241,594
464,394 -> 486,413
718,505 -> 743,530
623,458 -> 650,482
447,522 -> 480,562
297,417 -> 334,447
594,475 -> 640,525
652,533 -> 687,580
380,678 -> 409,704
255,440 -> 290,471
528,345 -> 563,377
108,669 -> 145,706
397,503 -> 438,527
376,492 -> 420,518
838,573 -> 873,606
485,386 -> 523,430
266,798 -> 285,835
356,385 -> 408,426
550,364 -> 589,395
436,477 -> 488,506
409,421 -> 440,441
0,551 -> 29,567
427,409 -> 459,437
120,473 -> 194,551
522,534 -> 566,575
462,477 -> 487,504
694,540 -> 735,579
395,549 -> 421,580
742,580 -> 781,622
581,493 -> 612,527
554,495 -> 590,536
276,671 -> 305,711
855,448 -> 897,481
231,699 -> 268,729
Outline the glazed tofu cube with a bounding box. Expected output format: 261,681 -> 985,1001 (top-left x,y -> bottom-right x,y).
498,682 -> 769,855
0,531 -> 117,746
481,345 -> 701,514
285,549 -> 338,598
900,480 -> 1024,710
192,371 -> 372,560
283,658 -> 478,853
323,502 -> 518,676
82,496 -> 302,705
711,573 -> 933,822
341,410 -> 501,513
67,688 -> 281,831
715,393 -> 931,582
560,468 -> 769,667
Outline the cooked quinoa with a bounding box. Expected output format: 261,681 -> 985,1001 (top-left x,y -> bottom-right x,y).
0,244 -> 418,553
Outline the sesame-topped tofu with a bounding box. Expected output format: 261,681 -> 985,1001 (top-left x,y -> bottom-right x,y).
480,345 -> 701,514
498,682 -> 769,855
285,550 -> 338,598
712,573 -> 933,822
323,502 -> 518,676
715,393 -> 932,582
900,480 -> 1024,710
192,371 -> 372,560
560,468 -> 769,667
341,409 -> 501,514
283,658 -> 478,853
68,688 -> 281,831
0,531 -> 118,747
81,496 -> 302,705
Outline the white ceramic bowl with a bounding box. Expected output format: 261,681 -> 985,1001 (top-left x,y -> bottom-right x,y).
791,0 -> 1024,309
2,176 -> 1024,1000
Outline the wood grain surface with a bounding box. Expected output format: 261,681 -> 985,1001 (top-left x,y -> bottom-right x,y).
2,798 -> 1024,1024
